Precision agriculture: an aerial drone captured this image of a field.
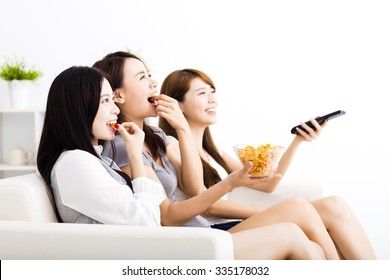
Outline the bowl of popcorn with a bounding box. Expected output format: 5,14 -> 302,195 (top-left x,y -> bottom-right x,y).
233,144 -> 285,177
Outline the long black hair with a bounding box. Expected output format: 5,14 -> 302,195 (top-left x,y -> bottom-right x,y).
93,51 -> 166,160
37,66 -> 132,220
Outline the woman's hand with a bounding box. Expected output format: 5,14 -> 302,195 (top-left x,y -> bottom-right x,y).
295,118 -> 327,142
153,94 -> 189,132
226,161 -> 282,191
115,122 -> 145,157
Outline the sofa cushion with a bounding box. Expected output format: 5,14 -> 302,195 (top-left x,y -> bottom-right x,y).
0,221 -> 234,259
228,180 -> 324,206
0,173 -> 57,222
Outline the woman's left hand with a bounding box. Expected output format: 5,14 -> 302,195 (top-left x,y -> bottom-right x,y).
295,118 -> 327,142
154,94 -> 189,131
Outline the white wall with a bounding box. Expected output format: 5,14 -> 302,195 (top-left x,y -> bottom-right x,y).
1,0 -> 389,259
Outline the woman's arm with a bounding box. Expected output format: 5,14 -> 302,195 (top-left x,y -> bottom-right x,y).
219,119 -> 326,193
203,199 -> 268,219
116,122 -> 147,178
159,174 -> 235,226
158,162 -> 279,226
166,136 -> 205,196
121,164 -> 161,183
122,155 -> 272,226
253,119 -> 327,192
155,94 -> 205,196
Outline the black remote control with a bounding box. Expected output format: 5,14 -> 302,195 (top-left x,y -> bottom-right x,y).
291,110 -> 346,134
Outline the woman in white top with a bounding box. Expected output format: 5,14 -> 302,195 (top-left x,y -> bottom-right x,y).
159,68 -> 376,260
37,66 -> 165,226
36,65 -> 324,259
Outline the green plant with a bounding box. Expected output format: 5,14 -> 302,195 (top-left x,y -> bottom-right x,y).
0,56 -> 42,81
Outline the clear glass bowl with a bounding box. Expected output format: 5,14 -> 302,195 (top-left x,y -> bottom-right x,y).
233,144 -> 285,177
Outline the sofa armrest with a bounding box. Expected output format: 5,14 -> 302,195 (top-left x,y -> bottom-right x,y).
228,180 -> 324,206
0,173 -> 57,222
0,221 -> 234,260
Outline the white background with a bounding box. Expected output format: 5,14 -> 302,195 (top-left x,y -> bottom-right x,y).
2,260 -> 390,279
0,0 -> 389,259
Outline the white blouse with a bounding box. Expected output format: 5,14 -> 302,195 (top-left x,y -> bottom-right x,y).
51,149 -> 166,226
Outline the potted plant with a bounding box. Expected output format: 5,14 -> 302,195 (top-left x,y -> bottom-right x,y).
0,56 -> 42,108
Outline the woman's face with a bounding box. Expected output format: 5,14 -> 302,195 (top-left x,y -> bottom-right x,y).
179,77 -> 218,127
117,58 -> 158,123
92,78 -> 119,145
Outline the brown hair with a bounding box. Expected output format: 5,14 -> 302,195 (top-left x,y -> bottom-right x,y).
93,51 -> 166,159
159,69 -> 231,187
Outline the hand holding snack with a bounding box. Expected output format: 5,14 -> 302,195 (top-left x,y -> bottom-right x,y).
115,122 -> 145,158
152,94 -> 190,132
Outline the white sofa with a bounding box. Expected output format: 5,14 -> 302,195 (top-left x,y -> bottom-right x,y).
0,173 -> 323,260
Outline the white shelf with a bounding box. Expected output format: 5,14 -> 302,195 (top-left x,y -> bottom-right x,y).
0,108 -> 45,113
0,164 -> 36,171
0,108 -> 45,178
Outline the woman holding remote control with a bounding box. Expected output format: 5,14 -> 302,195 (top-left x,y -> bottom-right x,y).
93,51 -> 358,260
159,68 -> 377,260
